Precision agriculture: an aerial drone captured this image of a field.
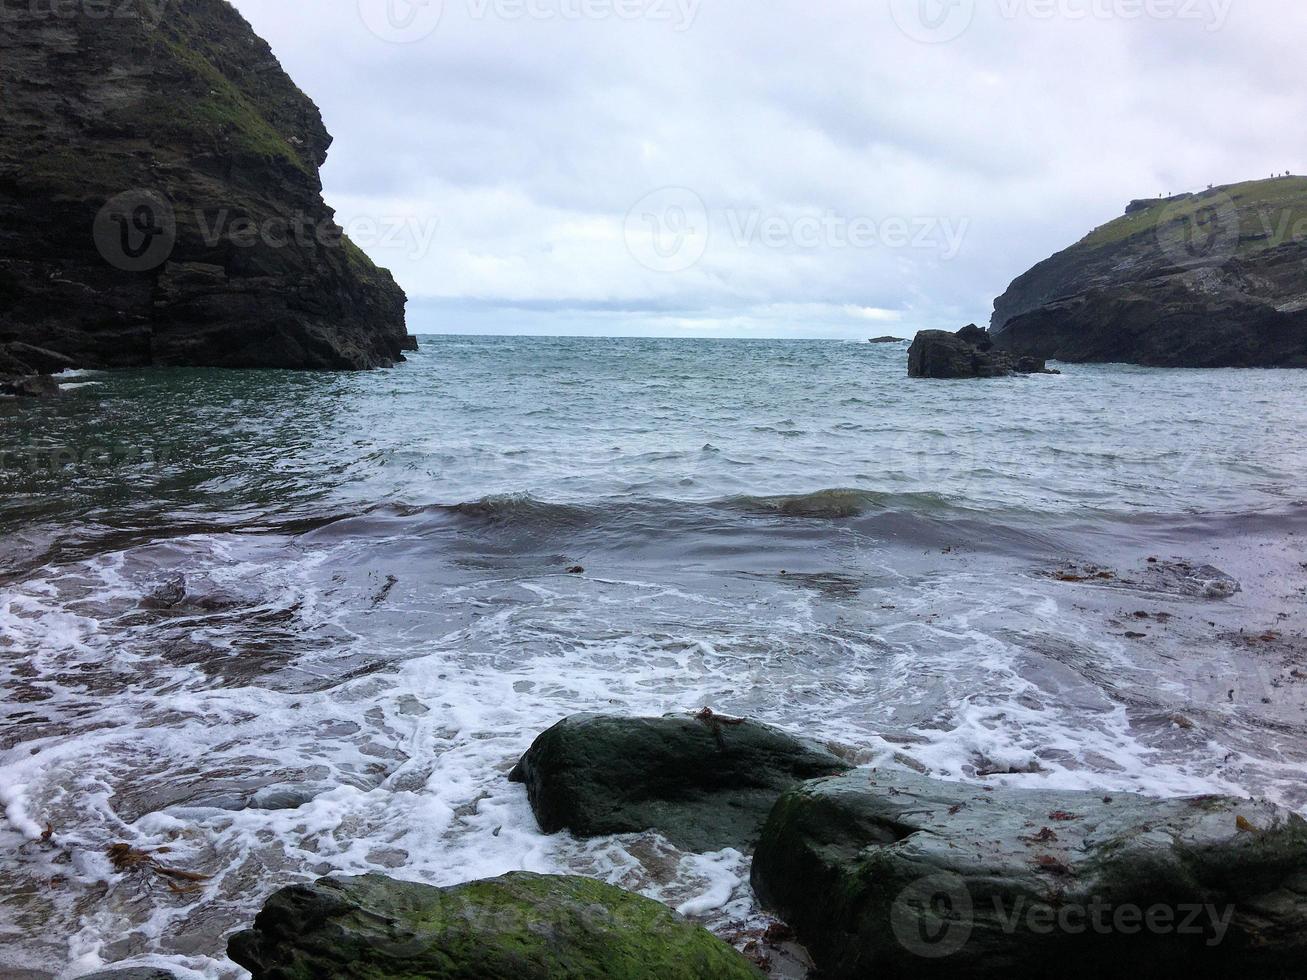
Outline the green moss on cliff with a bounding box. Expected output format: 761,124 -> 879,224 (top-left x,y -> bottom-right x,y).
1080,176 -> 1307,257
131,32 -> 311,176
342,235 -> 387,283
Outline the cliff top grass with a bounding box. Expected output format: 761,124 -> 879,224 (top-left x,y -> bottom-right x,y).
1078,175 -> 1307,258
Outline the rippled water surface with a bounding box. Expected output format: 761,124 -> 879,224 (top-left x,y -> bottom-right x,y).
3,336 -> 1307,977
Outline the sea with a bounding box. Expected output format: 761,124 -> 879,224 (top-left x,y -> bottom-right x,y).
3,335 -> 1307,976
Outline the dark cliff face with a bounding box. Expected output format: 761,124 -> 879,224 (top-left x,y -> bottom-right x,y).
991,178 -> 1307,368
0,0 -> 411,370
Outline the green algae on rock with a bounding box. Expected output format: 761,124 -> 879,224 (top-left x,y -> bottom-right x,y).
509,712 -> 853,852
227,871 -> 764,979
751,768 -> 1307,979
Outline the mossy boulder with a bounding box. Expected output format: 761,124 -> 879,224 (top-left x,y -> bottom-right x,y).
751,769 -> 1307,978
227,871 -> 763,979
509,712 -> 853,852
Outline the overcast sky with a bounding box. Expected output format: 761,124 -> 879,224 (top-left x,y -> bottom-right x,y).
231,0 -> 1305,339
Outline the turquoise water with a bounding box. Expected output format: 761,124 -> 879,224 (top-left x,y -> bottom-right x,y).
3,337 -> 1307,976
4,338 -> 1306,539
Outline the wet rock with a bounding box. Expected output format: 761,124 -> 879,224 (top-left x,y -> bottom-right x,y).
228,871 -> 763,979
908,324 -> 1057,379
0,374 -> 61,398
140,575 -> 187,610
80,970 -> 181,980
751,769 -> 1307,978
1048,559 -> 1241,600
1144,560 -> 1241,599
509,712 -> 852,852
869,335 -> 906,343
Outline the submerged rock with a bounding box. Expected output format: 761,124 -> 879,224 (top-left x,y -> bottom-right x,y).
991,176 -> 1307,367
0,0 -> 410,370
751,769 -> 1307,978
227,871 -> 763,979
908,325 -> 1057,379
509,712 -> 853,852
140,574 -> 188,610
0,375 -> 61,399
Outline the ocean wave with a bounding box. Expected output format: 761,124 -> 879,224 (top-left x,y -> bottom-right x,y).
723,488 -> 957,519
445,494 -> 596,529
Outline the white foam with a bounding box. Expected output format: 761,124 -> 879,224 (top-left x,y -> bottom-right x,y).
3,519 -> 1306,977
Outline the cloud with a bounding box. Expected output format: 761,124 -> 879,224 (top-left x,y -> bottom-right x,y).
231,0 -> 1307,337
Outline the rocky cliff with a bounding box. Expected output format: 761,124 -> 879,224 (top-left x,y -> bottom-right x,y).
0,0 -> 412,371
991,177 -> 1307,367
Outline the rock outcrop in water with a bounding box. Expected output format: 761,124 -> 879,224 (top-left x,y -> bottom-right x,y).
751,768 -> 1307,978
991,177 -> 1307,367
228,871 -> 764,979
0,0 -> 413,370
510,712 -> 853,851
908,324 -> 1055,379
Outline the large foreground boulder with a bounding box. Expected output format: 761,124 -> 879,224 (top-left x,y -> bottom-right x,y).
227,871 -> 762,979
751,769 -> 1307,978
908,325 -> 1054,379
509,712 -> 852,852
